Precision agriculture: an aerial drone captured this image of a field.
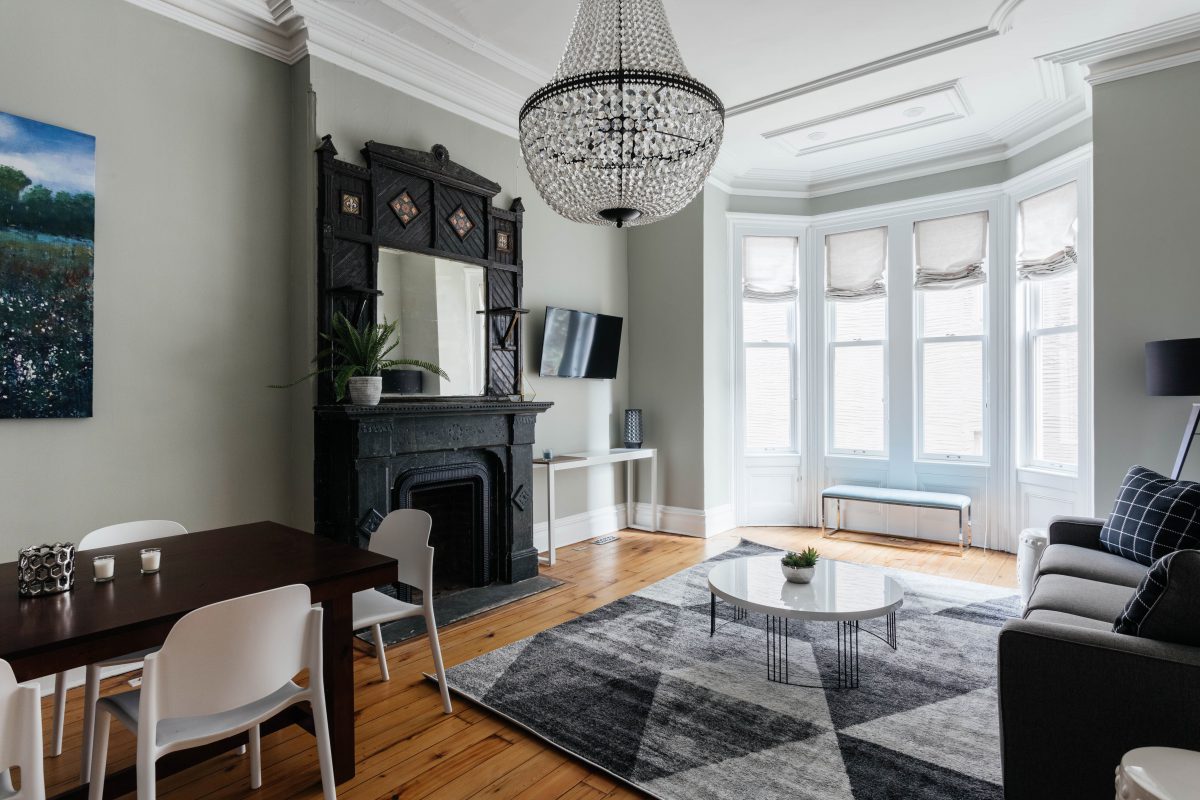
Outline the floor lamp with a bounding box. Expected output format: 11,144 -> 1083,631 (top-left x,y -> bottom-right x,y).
1146,338 -> 1200,480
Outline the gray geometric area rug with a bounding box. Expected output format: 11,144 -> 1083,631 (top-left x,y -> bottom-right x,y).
444,540 -> 1018,800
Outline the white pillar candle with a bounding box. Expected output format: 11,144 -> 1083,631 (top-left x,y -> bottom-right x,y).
140,548 -> 161,572
93,555 -> 115,580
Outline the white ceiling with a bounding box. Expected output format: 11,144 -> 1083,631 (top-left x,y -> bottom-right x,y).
132,0 -> 1200,195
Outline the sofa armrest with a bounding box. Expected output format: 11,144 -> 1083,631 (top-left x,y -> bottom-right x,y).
998,618 -> 1200,799
1046,515 -> 1106,549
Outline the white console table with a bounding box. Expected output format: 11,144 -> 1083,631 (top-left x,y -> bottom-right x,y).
532,448 -> 658,565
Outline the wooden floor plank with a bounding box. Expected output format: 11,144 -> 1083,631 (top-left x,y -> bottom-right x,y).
37,526 -> 1015,799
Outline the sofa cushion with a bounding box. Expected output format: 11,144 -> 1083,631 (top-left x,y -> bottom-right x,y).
1025,573 -> 1134,623
1099,465 -> 1200,566
1024,608 -> 1114,632
1113,549 -> 1200,646
1037,543 -> 1149,588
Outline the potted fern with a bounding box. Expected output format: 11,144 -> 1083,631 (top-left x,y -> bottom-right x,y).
781,547 -> 820,584
274,312 -> 447,406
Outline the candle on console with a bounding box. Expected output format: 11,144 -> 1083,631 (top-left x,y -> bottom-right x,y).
140,548 -> 161,573
93,555 -> 115,582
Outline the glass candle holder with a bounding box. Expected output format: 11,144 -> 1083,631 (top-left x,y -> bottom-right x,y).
139,548 -> 161,574
92,554 -> 116,583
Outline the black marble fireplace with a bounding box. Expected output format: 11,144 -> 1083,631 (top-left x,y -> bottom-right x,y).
314,399 -> 551,587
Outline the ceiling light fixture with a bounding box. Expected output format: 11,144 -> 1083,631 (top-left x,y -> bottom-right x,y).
902,106 -> 926,118
518,0 -> 724,228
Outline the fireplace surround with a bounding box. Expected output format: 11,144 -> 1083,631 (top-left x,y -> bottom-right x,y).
315,400 -> 551,587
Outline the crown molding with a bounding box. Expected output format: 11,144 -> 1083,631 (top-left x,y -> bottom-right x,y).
726,0 -> 1025,118
123,0 -> 306,62
376,0 -> 549,83
295,0 -> 523,137
1041,12 -> 1200,85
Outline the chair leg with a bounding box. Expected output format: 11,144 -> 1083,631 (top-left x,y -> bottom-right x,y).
86,708 -> 111,800
425,608 -> 452,714
51,671 -> 67,756
136,752 -> 157,800
249,724 -> 262,789
79,664 -> 102,784
373,624 -> 390,682
308,694 -> 337,800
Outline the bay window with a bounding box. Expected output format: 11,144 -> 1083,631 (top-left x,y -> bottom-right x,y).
914,212 -> 989,462
825,228 -> 887,456
1019,183 -> 1080,471
742,236 -> 798,453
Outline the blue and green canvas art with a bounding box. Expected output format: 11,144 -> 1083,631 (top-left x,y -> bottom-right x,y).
0,111 -> 95,418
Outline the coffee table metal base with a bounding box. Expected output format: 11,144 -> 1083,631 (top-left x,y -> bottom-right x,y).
711,593 -> 898,690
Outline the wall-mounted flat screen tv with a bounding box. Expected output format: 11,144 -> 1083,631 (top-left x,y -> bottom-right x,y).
539,306 -> 623,379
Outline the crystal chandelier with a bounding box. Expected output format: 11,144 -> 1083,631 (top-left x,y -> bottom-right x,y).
519,0 -> 724,228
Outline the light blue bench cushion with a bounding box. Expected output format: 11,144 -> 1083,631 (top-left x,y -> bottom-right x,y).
821,484 -> 970,511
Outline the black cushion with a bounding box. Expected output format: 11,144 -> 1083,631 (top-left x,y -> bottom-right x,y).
1113,549 -> 1200,646
1099,465 -> 1200,566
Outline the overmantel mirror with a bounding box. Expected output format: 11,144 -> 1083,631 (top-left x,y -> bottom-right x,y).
315,136 -> 526,402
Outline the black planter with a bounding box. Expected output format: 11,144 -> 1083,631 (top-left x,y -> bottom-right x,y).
383,369 -> 424,394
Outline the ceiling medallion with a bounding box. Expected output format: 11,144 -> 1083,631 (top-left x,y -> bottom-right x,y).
519,0 -> 724,228
448,207 -> 474,239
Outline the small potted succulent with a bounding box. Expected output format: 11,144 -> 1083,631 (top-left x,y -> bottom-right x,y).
781,547 -> 820,584
273,312 -> 447,406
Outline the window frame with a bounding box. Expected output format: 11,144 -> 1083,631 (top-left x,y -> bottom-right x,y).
742,295 -> 799,454
913,219 -> 991,465
1023,273 -> 1080,473
826,298 -> 889,458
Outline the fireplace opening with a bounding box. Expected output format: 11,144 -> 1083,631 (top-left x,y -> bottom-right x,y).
394,462 -> 495,597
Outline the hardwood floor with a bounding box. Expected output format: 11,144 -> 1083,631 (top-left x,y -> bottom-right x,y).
40,527 -> 1016,799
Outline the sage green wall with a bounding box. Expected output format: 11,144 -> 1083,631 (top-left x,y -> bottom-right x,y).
1092,61 -> 1200,503
628,197 -> 706,511
300,59 -> 630,527
0,0 -> 294,549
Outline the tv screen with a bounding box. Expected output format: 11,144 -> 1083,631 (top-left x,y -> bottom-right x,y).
539,306 -> 623,379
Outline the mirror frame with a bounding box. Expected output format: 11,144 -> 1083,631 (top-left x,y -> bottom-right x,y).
315,136 -> 526,402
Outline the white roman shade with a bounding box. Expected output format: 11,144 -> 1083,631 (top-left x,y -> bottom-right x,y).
825,227 -> 887,301
742,236 -> 798,301
914,211 -> 988,290
1018,182 -> 1078,281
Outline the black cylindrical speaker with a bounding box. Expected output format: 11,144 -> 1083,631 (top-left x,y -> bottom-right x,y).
382,369 -> 424,395
624,408 -> 643,449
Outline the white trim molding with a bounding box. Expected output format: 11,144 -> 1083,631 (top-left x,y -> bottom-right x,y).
632,503 -> 737,538
532,504 -> 628,553
1041,13 -> 1200,86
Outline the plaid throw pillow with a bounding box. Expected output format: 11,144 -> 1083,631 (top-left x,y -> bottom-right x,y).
1099,465 -> 1200,566
1113,549 -> 1200,646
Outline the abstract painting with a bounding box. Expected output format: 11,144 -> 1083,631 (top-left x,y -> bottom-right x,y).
0,111 -> 95,418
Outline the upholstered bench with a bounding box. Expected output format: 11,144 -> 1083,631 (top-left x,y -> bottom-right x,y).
819,484 -> 972,552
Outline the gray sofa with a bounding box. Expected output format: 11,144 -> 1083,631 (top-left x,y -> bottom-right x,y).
997,515 -> 1200,798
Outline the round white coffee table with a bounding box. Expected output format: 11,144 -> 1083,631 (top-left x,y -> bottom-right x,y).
707,555 -> 904,689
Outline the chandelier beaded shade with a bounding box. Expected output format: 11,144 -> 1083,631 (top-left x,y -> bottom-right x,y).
519,0 -> 724,228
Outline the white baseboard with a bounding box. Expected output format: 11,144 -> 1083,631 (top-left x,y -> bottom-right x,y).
633,502 -> 738,538
533,504 -> 629,553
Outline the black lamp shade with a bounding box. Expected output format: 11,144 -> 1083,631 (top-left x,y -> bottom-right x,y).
1146,338 -> 1200,396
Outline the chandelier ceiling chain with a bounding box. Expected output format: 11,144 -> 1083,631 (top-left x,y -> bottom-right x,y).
519,0 -> 725,228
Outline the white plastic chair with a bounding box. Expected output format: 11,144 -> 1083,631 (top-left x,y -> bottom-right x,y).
351,509 -> 452,713
87,584 -> 335,800
47,520 -> 187,783
0,658 -> 46,800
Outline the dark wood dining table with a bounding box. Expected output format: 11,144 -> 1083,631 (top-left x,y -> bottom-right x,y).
0,521 -> 396,799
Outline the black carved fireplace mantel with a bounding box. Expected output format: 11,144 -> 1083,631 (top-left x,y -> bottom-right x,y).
315,399 -> 551,586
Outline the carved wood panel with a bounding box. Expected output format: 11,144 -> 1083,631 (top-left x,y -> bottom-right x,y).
315,135 -> 526,400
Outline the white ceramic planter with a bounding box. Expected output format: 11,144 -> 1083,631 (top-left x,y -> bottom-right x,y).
348,375 -> 383,406
781,563 -> 815,584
